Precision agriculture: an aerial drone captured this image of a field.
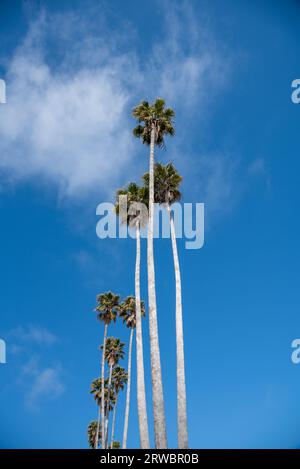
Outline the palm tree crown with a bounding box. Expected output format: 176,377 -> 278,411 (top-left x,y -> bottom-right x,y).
115,182 -> 149,228
95,292 -> 120,324
120,295 -> 146,329
143,162 -> 182,205
90,378 -> 115,412
132,98 -> 175,148
101,337 -> 125,367
112,366 -> 128,393
87,420 -> 101,449
111,441 -> 121,449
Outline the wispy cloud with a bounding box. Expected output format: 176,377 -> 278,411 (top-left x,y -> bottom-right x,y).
6,324 -> 64,409
22,358 -> 64,409
184,150 -> 241,221
247,157 -> 272,194
149,1 -> 229,110
247,158 -> 266,177
21,356 -> 40,376
9,325 -> 57,346
7,324 -> 64,409
0,2 -> 227,200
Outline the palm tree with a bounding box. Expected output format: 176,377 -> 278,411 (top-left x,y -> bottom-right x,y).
111,441 -> 121,449
132,98 -> 175,448
119,295 -> 146,448
101,337 -> 125,447
95,292 -> 120,448
91,377 -> 116,411
110,366 -> 128,448
90,377 -> 115,449
115,183 -> 150,448
87,420 -> 101,449
143,162 -> 188,448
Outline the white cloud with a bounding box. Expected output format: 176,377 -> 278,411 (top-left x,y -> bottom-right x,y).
25,365 -> 64,409
0,21 -> 134,197
18,354 -> 64,409
8,325 -> 64,409
9,325 -> 57,346
0,3 -> 227,199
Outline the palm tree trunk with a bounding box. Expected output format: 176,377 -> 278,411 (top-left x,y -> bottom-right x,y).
122,327 -> 134,448
105,363 -> 113,448
99,323 -> 108,449
110,393 -> 118,449
148,124 -> 167,448
167,204 -> 188,448
95,405 -> 101,449
135,221 -> 150,448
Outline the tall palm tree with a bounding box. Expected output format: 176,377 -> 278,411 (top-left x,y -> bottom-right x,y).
87,420 -> 100,449
110,366 -> 128,448
95,292 -> 120,448
90,377 -> 115,449
143,162 -> 188,448
101,337 -> 125,447
132,98 -> 175,448
119,296 -> 146,448
115,183 -> 150,448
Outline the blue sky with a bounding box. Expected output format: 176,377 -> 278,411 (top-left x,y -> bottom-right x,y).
0,0 -> 300,449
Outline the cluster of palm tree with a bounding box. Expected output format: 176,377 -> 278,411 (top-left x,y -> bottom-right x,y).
88,293 -> 146,449
89,99 -> 188,449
